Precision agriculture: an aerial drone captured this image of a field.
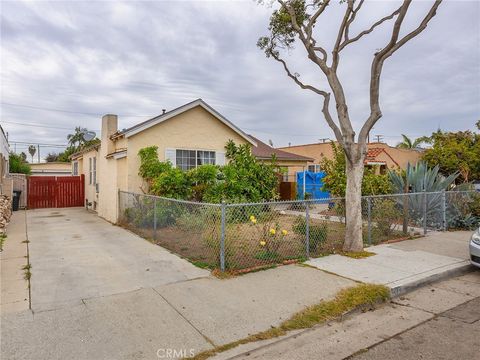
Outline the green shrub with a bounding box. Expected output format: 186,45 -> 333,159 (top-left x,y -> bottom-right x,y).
138,146 -> 172,183
292,216 -> 328,253
9,153 -> 31,175
203,141 -> 279,203
151,167 -> 191,199
372,199 -> 401,236
188,164 -> 220,201
124,197 -> 184,229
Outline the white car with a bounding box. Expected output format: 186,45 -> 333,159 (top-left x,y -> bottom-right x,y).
470,227 -> 480,268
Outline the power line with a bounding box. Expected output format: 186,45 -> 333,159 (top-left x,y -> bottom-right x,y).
1,101 -> 151,117
1,120 -> 100,132
9,141 -> 68,147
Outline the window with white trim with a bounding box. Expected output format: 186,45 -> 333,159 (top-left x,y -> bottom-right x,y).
175,150 -> 215,171
73,161 -> 78,176
92,157 -> 97,184
89,158 -> 92,184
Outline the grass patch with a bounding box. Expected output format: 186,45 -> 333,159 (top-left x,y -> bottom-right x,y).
339,250 -> 376,259
0,234 -> 6,251
190,283 -> 389,360
23,264 -> 32,280
191,261 -> 214,270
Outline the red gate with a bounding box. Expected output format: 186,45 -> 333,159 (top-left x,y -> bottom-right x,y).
28,175 -> 85,209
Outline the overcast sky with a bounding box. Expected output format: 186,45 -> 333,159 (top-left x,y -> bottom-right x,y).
1,0 -> 479,161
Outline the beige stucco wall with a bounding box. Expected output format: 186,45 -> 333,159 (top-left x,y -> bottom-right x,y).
125,106 -> 249,194
75,149 -> 99,210
30,162 -> 71,171
30,162 -> 72,176
368,143 -> 422,169
278,142 -> 421,170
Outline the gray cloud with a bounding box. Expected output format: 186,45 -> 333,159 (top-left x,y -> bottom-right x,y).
1,0 -> 479,159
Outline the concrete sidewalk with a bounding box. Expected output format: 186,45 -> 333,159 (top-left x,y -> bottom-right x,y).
1,208 -> 475,360
306,231 -> 474,296
212,271 -> 480,360
0,210 -> 29,313
1,208 -> 356,360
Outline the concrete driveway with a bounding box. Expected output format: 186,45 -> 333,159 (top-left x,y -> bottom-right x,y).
27,207 -> 209,311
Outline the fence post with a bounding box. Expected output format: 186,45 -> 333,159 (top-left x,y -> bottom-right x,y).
423,190 -> 427,235
305,200 -> 310,259
220,201 -> 226,272
442,191 -> 447,231
367,197 -> 372,246
153,197 -> 157,240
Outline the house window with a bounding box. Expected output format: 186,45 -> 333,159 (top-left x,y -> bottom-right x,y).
308,164 -> 321,173
176,150 -> 215,171
73,161 -> 78,176
89,157 -> 97,184
89,158 -> 92,184
197,151 -> 216,166
93,157 -> 97,184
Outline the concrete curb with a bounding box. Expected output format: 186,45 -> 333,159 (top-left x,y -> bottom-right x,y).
389,261 -> 474,298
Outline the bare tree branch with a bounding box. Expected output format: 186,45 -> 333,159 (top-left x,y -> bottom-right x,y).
305,0 -> 330,43
358,0 -> 442,144
313,46 -> 328,61
382,0 -> 442,60
344,0 -> 365,42
270,52 -> 344,145
339,5 -> 402,51
331,0 -> 354,71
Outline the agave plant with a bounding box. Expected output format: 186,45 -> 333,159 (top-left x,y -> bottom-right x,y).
389,162 -> 458,228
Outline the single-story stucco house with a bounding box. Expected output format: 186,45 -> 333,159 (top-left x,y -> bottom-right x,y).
277,141 -> 422,174
30,162 -> 72,176
71,99 -> 310,223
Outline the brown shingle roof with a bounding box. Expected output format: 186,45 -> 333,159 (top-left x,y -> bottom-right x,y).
249,136 -> 313,162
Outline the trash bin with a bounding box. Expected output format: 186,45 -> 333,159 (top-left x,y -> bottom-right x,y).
12,190 -> 22,211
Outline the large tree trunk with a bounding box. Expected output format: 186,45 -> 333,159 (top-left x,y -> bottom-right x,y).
343,149 -> 365,252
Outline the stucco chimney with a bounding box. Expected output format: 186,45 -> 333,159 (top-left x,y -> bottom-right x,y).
101,114 -> 118,155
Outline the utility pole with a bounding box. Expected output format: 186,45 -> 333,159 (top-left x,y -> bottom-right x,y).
374,134 -> 383,143
37,144 -> 40,163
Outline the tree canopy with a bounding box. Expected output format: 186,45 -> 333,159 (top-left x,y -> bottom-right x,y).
421,130 -> 480,183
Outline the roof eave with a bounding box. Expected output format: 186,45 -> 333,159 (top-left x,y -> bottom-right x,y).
120,99 -> 257,147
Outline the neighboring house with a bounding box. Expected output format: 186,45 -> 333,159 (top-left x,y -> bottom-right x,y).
278,141 -> 422,174
71,99 -> 258,223
250,135 -> 313,180
30,162 -> 72,176
0,125 -> 12,197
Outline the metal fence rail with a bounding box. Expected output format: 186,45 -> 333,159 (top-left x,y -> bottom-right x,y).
118,190 -> 479,272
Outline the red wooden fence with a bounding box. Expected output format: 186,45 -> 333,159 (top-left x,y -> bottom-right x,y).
28,175 -> 85,209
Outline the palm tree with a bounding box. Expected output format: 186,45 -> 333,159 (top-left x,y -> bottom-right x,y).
28,145 -> 36,163
67,127 -> 88,149
396,134 -> 430,149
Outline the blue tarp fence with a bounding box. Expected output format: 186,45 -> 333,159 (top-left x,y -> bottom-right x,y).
296,171 -> 330,200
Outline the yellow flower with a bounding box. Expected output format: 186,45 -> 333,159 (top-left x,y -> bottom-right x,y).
260,240 -> 266,246
251,218 -> 257,224
250,215 -> 257,223
269,228 -> 276,235
282,229 -> 288,236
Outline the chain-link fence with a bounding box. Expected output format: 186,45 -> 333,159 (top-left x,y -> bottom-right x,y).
118,190 -> 479,272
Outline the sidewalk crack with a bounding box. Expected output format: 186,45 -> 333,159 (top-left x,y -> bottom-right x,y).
152,287 -> 217,348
